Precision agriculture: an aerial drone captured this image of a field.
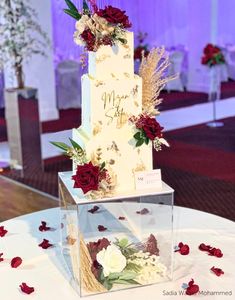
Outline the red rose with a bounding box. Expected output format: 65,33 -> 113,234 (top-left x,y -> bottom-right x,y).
186,279 -> 199,295
175,242 -> 190,255
211,266 -> 224,276
134,46 -> 149,60
97,5 -> 131,28
142,117 -> 164,140
80,29 -> 96,51
72,162 -> 100,194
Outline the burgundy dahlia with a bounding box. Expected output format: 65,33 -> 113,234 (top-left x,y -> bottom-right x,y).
97,5 -> 131,28
80,29 -> 96,51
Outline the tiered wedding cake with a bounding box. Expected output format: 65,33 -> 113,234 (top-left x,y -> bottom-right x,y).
72,31 -> 153,195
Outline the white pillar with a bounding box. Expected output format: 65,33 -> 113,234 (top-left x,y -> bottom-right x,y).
4,0 -> 58,121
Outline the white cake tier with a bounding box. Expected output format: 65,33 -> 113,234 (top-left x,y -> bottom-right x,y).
73,124 -> 153,195
81,74 -> 142,135
88,31 -> 134,79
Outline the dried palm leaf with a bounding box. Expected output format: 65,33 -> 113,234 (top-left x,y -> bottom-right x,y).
139,47 -> 178,116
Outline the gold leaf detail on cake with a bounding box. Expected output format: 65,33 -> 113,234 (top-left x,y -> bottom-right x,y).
96,54 -> 111,63
139,47 -> 178,116
90,147 -> 103,165
107,141 -> 121,156
111,73 -> 116,78
137,148 -> 141,155
88,74 -> 95,80
123,54 -> 131,59
93,122 -> 102,136
132,162 -> 146,173
134,101 -> 139,107
95,80 -> 104,87
109,159 -> 115,165
124,72 -> 130,78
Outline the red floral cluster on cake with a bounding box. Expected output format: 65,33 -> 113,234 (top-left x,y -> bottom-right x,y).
72,162 -> 109,194
64,0 -> 131,52
130,114 -> 166,150
201,43 -> 225,67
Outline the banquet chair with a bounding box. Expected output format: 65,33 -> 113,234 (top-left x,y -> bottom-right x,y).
56,60 -> 82,109
165,51 -> 184,92
225,48 -> 235,80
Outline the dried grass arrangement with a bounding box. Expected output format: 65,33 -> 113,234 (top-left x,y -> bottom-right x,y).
139,47 -> 178,116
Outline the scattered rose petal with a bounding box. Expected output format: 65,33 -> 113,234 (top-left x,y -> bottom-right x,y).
199,243 -> 223,257
19,282 -> 35,295
136,208 -> 150,215
175,242 -> 190,255
98,225 -> 107,232
38,239 -> 53,249
0,226 -> 8,237
39,221 -> 51,232
0,253 -> 4,262
66,235 -> 77,245
11,257 -> 22,268
199,243 -> 212,252
88,205 -> 100,214
118,216 -> 126,220
211,266 -> 224,276
184,279 -> 199,296
208,248 -> 223,258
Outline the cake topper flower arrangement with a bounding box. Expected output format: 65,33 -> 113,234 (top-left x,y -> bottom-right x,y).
63,0 -> 131,51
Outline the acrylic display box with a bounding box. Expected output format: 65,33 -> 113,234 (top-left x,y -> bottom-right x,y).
59,171 -> 174,297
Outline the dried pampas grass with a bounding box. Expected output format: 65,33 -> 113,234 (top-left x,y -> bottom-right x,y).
139,47 -> 177,116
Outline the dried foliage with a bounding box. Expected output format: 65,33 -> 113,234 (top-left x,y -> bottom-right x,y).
139,47 -> 178,116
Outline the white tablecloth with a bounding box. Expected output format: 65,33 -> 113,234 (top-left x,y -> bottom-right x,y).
0,207 -> 234,300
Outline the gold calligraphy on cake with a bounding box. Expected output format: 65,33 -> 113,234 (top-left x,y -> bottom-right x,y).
101,90 -> 130,127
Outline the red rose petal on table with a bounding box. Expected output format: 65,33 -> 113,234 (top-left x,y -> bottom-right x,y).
11,257 -> 22,268
175,242 -> 190,255
38,239 -> 53,249
136,208 -> 150,215
209,248 -> 223,258
211,266 -> 224,276
98,225 -> 107,232
118,216 -> 126,220
19,282 -> 35,295
39,221 -> 51,232
88,206 -> 100,214
0,226 -> 8,237
199,243 -> 212,251
0,253 -> 4,262
186,279 -> 199,295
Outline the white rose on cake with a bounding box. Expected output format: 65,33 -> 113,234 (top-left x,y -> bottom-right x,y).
96,244 -> 127,277
75,14 -> 90,33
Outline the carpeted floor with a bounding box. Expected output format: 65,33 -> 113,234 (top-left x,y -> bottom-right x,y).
1,116 -> 235,221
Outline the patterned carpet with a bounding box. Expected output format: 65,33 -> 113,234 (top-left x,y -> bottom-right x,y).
1,116 -> 235,221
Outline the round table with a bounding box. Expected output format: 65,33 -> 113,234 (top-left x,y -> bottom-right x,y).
0,207 -> 234,299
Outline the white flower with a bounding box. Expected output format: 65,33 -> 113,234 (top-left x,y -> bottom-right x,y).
75,14 -> 90,33
96,244 -> 127,277
73,31 -> 84,46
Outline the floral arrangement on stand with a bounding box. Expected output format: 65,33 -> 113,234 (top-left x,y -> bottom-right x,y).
63,0 -> 131,52
201,44 -> 226,67
0,0 -> 50,89
86,234 -> 166,291
51,139 -> 116,198
134,31 -> 150,61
